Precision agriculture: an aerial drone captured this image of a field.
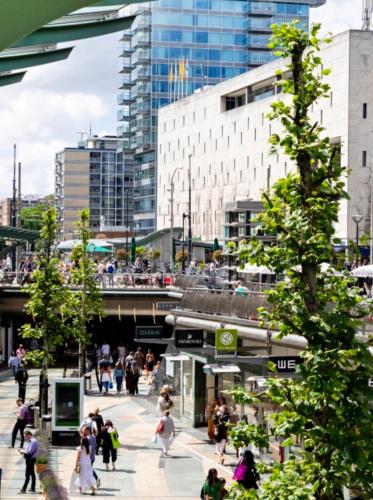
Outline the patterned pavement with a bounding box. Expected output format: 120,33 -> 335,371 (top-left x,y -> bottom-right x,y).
0,369 -> 238,499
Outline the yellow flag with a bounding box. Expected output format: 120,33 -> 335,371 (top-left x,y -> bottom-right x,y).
168,65 -> 174,83
179,58 -> 185,81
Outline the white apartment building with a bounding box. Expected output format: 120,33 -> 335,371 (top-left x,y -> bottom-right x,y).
157,30 -> 373,243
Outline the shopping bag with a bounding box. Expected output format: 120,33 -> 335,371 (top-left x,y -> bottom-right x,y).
151,435 -> 158,444
109,380 -> 113,389
109,430 -> 120,449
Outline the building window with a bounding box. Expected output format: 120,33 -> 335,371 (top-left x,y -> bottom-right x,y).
267,165 -> 271,189
254,128 -> 257,141
204,107 -> 206,119
220,161 -> 223,173
198,132 -> 200,144
215,139 -> 217,150
285,162 -> 287,175
227,136 -> 230,148
173,118 -> 176,129
320,109 -> 323,124
193,111 -> 196,123
178,138 -> 180,149
247,156 -> 249,168
240,170 -> 243,182
261,153 -> 263,166
240,132 -> 243,144
233,159 -> 236,171
247,117 -> 250,130
188,136 -> 190,146
221,125 -> 224,137
254,167 -> 256,181
262,113 -> 264,125
183,115 -> 185,126
269,124 -> 271,136
330,91 -> 333,107
209,129 -> 212,139
209,164 -> 211,175
163,122 -> 166,132
363,103 -> 368,119
234,121 -> 237,133
204,142 -> 206,154
363,150 -> 367,167
193,145 -> 195,155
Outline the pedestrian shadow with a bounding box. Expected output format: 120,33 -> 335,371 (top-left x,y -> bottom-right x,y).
123,444 -> 150,451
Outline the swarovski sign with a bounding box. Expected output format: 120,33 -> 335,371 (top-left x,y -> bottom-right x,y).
175,329 -> 203,348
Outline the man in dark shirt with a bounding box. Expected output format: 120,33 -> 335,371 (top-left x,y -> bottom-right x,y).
15,364 -> 29,402
18,430 -> 38,493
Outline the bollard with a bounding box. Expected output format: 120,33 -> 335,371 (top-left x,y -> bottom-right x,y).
84,373 -> 92,394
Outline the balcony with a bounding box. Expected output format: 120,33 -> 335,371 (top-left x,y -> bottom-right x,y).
117,92 -> 134,105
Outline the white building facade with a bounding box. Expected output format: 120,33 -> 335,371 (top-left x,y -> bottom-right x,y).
157,30 -> 373,244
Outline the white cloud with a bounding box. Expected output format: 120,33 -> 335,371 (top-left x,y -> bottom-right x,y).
310,0 -> 361,34
0,3 -> 363,199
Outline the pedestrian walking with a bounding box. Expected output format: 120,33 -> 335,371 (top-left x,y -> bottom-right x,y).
207,398 -> 219,443
75,436 -> 97,495
100,361 -> 112,396
114,361 -> 124,394
15,364 -> 29,402
92,408 -> 104,455
101,342 -> 110,358
155,410 -> 175,457
134,347 -> 143,373
17,430 -> 38,494
201,468 -> 221,500
101,420 -> 119,470
125,364 -> 135,395
156,388 -> 174,415
214,415 -> 227,464
152,361 -> 164,391
117,342 -> 126,363
10,398 -> 28,448
83,426 -> 101,488
145,349 -> 155,378
8,351 -> 20,380
79,412 -> 98,437
133,366 -> 140,395
16,344 -> 26,361
232,449 -> 260,490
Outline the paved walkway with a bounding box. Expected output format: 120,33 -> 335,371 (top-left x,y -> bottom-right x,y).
0,369 -> 239,499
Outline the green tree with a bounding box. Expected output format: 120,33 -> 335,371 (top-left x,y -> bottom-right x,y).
69,209 -> 104,377
228,23 -> 373,499
20,195 -> 54,231
20,207 -> 72,415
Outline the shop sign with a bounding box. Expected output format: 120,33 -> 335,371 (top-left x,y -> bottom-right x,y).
271,356 -> 301,373
136,326 -> 163,339
175,329 -> 203,348
156,302 -> 179,311
215,328 -> 237,351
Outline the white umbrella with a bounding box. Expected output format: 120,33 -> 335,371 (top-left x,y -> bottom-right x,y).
351,265 -> 373,278
239,263 -> 274,274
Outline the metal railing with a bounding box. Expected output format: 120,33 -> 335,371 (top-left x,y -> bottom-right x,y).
0,271 -> 177,290
179,288 -> 268,320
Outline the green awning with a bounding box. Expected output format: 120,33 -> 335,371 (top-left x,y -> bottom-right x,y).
12,15 -> 135,47
0,226 -> 39,242
0,71 -> 26,87
0,47 -> 73,72
0,0 -> 147,52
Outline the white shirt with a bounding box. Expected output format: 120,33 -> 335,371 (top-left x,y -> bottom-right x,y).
101,344 -> 110,356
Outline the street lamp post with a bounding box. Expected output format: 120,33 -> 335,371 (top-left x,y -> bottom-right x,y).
125,188 -> 129,267
182,213 -> 189,273
170,167 -> 181,270
352,214 -> 364,255
188,154 -> 192,264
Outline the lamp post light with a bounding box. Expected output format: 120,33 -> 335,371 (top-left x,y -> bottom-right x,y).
125,188 -> 129,267
352,214 -> 364,254
182,213 -> 189,273
169,167 -> 181,271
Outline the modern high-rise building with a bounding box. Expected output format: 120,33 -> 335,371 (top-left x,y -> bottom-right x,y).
118,0 -> 326,236
55,135 -> 134,240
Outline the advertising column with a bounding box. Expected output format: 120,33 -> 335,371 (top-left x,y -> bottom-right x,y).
51,378 -> 84,446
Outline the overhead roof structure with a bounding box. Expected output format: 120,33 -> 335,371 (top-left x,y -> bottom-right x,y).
0,226 -> 39,242
0,0 -> 148,87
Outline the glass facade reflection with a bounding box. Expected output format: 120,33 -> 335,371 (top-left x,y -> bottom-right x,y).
118,0 -> 326,236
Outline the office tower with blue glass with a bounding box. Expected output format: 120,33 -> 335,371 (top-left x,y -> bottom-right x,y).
118,0 -> 326,236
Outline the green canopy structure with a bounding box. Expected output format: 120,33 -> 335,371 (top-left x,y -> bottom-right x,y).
87,243 -> 111,253
0,0 -> 148,86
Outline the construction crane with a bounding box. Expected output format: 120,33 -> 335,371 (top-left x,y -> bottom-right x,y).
362,0 -> 373,30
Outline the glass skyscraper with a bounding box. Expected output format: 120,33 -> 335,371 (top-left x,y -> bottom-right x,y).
118,0 -> 326,236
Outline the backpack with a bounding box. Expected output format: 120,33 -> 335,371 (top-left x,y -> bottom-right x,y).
107,264 -> 114,273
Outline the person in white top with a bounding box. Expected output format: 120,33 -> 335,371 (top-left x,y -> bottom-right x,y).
101,343 -> 110,357
155,411 -> 175,457
79,413 -> 98,437
75,436 -> 96,495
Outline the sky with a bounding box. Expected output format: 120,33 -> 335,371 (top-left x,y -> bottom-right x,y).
0,0 -> 362,198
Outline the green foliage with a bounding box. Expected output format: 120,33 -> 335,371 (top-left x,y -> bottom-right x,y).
69,209 -> 104,376
20,195 -> 54,231
21,207 -> 73,374
229,23 -> 373,499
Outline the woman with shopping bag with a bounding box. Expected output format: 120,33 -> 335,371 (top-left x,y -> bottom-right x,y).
232,449 -> 260,490
155,410 -> 175,457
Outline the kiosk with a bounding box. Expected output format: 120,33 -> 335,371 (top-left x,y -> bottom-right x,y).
51,378 -> 83,446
